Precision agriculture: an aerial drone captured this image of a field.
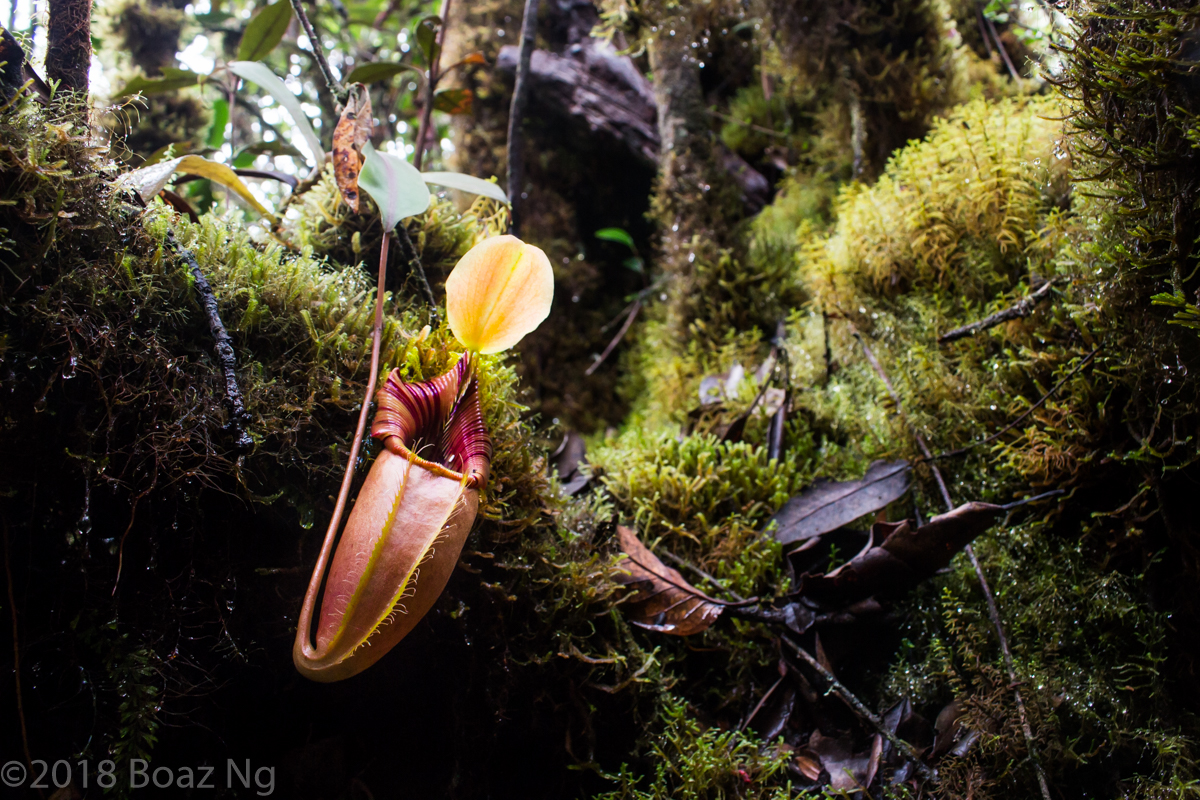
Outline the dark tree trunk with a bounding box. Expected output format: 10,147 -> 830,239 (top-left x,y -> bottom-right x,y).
47,0 -> 92,98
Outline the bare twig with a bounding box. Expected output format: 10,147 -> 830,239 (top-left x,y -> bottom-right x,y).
705,108 -> 790,139
506,0 -> 541,234
661,547 -> 937,781
394,225 -> 440,325
851,327 -> 1052,800
623,552 -> 759,608
929,348 -> 1101,462
413,0 -> 452,170
168,232 -> 253,450
287,0 -> 346,105
372,0 -> 402,28
938,281 -> 1054,343
780,636 -> 937,782
985,12 -> 1022,80
660,550 -> 746,602
585,300 -> 640,376
3,520 -> 33,774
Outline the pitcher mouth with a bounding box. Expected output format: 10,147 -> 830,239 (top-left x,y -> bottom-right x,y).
370,351 -> 492,490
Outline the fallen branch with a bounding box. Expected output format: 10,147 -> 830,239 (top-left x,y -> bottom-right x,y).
661,549 -> 935,780
938,281 -> 1053,343
167,231 -> 253,451
780,636 -> 937,782
506,0 -> 541,234
852,326 -> 1053,800
394,225 -> 440,325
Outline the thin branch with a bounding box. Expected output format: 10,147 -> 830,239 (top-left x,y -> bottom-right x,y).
623,552 -> 759,608
167,232 -> 252,451
3,520 -> 33,774
986,13 -> 1022,80
938,281 -> 1054,343
287,0 -> 346,105
506,0 -> 540,234
394,225 -> 440,326
851,326 -> 1052,800
661,546 -> 937,782
413,0 -> 452,170
585,300 -> 640,376
660,550 -> 746,602
704,108 -> 791,139
780,636 -> 937,782
929,348 -> 1101,462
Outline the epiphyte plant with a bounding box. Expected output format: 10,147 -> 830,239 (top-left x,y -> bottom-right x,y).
294,235 -> 553,681
293,143 -> 553,682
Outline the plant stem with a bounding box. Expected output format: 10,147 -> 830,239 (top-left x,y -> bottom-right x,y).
321,234 -> 389,567
851,326 -> 1052,800
506,0 -> 540,234
413,0 -> 452,170
288,0 -> 346,105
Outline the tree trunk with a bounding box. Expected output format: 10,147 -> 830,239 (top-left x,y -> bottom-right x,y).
47,0 -> 92,98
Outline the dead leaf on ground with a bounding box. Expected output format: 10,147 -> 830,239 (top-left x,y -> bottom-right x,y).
808,730 -> 882,792
770,460 -> 911,546
613,526 -> 723,635
743,675 -> 797,741
333,84 -> 373,212
797,502 -> 1005,606
551,430 -> 589,495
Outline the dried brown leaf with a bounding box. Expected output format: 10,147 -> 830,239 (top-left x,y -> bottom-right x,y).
770,460 -> 911,546
798,502 -> 1004,605
613,526 -> 723,635
808,730 -> 883,792
333,84 -> 374,212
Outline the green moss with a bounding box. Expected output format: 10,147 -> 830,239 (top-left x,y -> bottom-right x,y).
596,695 -> 793,800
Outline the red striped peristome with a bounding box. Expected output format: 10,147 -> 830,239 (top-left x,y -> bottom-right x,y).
370,352 -> 492,489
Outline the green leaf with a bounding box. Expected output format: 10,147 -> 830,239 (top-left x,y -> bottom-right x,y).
623,256 -> 645,274
228,61 -> 324,167
116,69 -> 203,98
346,61 -> 419,84
433,87 -> 472,114
207,98 -> 230,149
415,16 -> 440,67
421,171 -> 508,203
595,227 -> 636,251
357,142 -> 430,231
194,9 -> 234,25
237,0 -> 293,62
118,154 -> 278,223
